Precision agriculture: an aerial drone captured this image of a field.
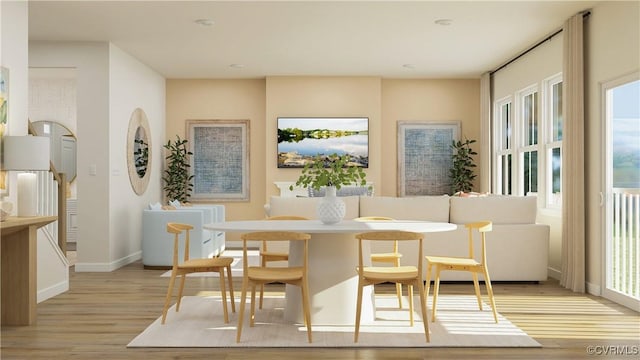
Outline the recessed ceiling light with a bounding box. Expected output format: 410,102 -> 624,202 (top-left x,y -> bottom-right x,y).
229,64 -> 245,69
434,19 -> 453,26
194,19 -> 214,27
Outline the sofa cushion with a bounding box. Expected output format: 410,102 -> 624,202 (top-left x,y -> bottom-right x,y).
359,196 -> 450,222
449,196 -> 537,224
268,195 -> 360,219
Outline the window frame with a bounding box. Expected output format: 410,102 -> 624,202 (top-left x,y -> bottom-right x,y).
493,96 -> 514,195
543,73 -> 563,209
515,84 -> 540,196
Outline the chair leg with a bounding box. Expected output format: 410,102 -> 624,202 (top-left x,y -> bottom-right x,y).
431,267 -> 442,322
259,284 -> 265,309
483,268 -> 499,323
408,284 -> 414,326
395,258 -> 403,309
417,280 -> 430,342
471,272 -> 483,311
301,282 -> 313,343
424,262 -> 432,299
218,268 -> 230,324
354,280 -> 364,343
250,284 -> 257,327
161,272 -> 177,324
259,257 -> 266,309
236,277 -> 249,343
176,274 -> 187,312
226,265 -> 236,313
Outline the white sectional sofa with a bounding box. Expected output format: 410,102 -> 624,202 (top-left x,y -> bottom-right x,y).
265,195 -> 549,282
142,204 -> 226,268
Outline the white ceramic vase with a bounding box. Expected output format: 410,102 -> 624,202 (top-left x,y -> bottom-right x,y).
316,186 -> 346,224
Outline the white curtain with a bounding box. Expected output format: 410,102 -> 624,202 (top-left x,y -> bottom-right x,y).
479,72 -> 492,193
560,13 -> 585,292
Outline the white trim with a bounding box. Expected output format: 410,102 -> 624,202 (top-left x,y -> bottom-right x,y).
543,73 -> 563,210
547,266 -> 561,280
74,251 -> 141,272
515,84 -> 540,196
37,280 -> 69,303
493,96 -> 513,194
600,71 -> 640,312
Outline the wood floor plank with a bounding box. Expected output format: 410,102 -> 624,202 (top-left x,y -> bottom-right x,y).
1,261 -> 638,359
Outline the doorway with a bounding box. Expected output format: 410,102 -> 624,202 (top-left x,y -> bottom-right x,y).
602,73 -> 639,311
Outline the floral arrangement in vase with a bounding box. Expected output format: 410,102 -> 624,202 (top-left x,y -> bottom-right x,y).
290,153 -> 368,192
290,153 -> 368,224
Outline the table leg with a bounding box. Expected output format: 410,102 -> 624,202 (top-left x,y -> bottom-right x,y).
284,232 -> 374,326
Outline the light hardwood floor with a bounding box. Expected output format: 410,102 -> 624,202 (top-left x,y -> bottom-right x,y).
1,261 -> 638,360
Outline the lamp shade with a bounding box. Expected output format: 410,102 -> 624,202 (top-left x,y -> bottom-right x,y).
2,136 -> 50,171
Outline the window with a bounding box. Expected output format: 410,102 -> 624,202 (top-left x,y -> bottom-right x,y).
494,97 -> 513,195
518,87 -> 539,196
493,79 -> 561,206
545,74 -> 563,208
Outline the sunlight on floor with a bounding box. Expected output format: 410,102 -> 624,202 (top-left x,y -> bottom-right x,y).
496,295 -> 640,340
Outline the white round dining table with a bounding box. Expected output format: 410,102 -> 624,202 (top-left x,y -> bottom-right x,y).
204,219 -> 456,325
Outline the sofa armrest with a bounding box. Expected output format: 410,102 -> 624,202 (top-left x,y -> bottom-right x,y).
142,209 -> 215,267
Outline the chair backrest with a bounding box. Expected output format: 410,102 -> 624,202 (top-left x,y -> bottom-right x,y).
309,185 -> 373,197
166,222 -> 195,266
267,215 -> 309,220
354,216 -> 394,221
263,216 -> 308,252
240,231 -> 311,273
355,231 -> 424,273
464,221 -> 493,264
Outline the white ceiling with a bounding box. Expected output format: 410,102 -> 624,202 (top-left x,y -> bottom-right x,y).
27,1 -> 598,79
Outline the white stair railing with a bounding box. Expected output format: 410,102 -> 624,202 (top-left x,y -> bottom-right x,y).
37,170 -> 58,241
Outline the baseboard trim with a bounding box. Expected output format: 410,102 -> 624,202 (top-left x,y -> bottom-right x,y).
75,251 -> 141,272
37,280 -> 69,303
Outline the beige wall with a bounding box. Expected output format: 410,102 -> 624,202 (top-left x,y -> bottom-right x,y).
265,76 -> 383,198
166,77 -> 482,226
165,79 -> 267,225
381,79 -> 481,196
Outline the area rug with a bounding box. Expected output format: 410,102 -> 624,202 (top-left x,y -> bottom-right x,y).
128,295 -> 540,348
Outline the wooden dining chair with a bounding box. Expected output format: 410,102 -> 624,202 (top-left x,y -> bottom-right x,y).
354,230 -> 429,343
424,221 -> 498,323
161,222 -> 235,324
355,216 -> 404,309
258,215 -> 309,309
237,231 -> 313,343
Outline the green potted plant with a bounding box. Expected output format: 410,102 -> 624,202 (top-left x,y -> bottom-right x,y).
449,138 -> 477,195
290,153 -> 368,192
290,153 -> 368,224
162,135 -> 194,204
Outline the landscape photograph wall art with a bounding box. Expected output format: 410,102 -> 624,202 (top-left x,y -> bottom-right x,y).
277,117 -> 369,168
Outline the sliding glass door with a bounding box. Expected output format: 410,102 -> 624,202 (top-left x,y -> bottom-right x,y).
603,73 -> 640,311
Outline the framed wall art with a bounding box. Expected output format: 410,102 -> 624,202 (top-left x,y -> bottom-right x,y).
397,121 -> 460,197
186,119 -> 249,201
277,117 -> 369,168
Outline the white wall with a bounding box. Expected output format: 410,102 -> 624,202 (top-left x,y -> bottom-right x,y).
585,1 -> 640,294
491,34 -> 563,278
29,41 -> 166,271
29,41 -> 111,271
1,1 -> 68,302
29,68 -> 78,198
108,43 -> 165,267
